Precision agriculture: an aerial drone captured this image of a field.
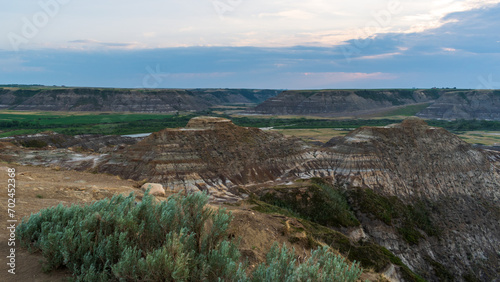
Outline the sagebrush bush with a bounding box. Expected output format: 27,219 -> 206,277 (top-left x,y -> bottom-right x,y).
252,243 -> 362,282
18,191 -> 362,281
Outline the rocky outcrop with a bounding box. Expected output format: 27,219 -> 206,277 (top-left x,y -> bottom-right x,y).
0,142 -> 107,171
3,131 -> 141,153
416,90 -> 500,120
0,87 -> 281,112
141,183 -> 166,197
252,89 -> 440,116
97,117 -> 310,201
287,118 -> 500,281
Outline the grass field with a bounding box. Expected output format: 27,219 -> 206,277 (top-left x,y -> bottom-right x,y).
0,111 -> 179,125
0,111 -> 194,137
456,131 -> 500,146
272,128 -> 350,143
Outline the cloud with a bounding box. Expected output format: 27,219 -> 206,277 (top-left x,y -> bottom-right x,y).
355,52 -> 402,60
0,3 -> 499,89
68,39 -> 139,49
258,10 -> 316,20
291,72 -> 396,88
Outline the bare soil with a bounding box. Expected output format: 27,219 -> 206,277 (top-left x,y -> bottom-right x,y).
0,164 -> 137,281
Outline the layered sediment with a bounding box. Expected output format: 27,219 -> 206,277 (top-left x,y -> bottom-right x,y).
97,117 -> 310,200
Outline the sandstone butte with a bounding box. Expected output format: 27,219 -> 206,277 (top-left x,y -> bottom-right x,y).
1,116 -> 499,280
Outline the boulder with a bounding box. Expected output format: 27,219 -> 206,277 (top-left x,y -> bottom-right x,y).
141,183 -> 166,197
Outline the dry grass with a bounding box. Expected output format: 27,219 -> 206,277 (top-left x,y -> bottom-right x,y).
456,131 -> 500,145
272,128 -> 350,143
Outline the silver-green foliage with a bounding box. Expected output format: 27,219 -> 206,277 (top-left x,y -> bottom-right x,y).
252,243 -> 362,282
17,191 -> 245,281
17,191 -> 362,281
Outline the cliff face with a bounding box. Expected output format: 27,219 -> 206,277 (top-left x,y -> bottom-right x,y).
416,90 -> 500,120
0,88 -> 281,112
289,118 -> 500,280
97,117 -> 310,200
252,89 -> 440,116
253,88 -> 500,121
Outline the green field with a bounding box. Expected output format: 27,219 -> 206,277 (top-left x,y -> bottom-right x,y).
0,111 -> 194,137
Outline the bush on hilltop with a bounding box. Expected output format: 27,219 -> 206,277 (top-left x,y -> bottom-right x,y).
17,191 -> 362,281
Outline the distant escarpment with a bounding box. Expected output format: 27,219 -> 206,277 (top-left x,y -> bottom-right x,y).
253,88 -> 500,120
416,90 -> 500,120
97,117 -> 310,200
252,89 -> 441,116
0,87 -> 281,112
289,118 -> 500,280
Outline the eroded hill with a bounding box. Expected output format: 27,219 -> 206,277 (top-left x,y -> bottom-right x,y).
252,89 -> 441,116
96,117 -> 310,202
416,90 -> 500,120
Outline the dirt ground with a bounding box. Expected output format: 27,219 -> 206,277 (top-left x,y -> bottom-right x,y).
0,163 -> 138,281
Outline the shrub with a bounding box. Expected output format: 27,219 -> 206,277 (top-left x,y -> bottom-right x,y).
252,243 -> 362,282
20,139 -> 48,148
348,188 -> 440,244
17,191 -> 246,281
259,180 -> 359,228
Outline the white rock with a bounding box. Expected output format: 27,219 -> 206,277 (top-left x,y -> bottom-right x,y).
141,183 -> 166,197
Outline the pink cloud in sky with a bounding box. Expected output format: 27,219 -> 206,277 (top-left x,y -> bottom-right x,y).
293,72 -> 397,88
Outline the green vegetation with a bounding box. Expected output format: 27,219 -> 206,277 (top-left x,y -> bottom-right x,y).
259,178 -> 359,228
18,191 -> 242,281
310,221 -> 426,282
425,256 -> 454,282
349,188 -> 440,244
427,119 -> 500,132
252,180 -> 443,280
19,139 -> 48,148
12,89 -> 42,105
421,89 -> 441,99
354,89 -> 415,105
379,103 -> 431,117
457,91 -> 470,103
17,191 -> 362,281
0,112 -> 195,137
250,198 -> 426,282
2,108 -> 500,138
253,243 -> 362,282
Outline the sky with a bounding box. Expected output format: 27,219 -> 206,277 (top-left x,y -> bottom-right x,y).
1,0 -> 500,89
